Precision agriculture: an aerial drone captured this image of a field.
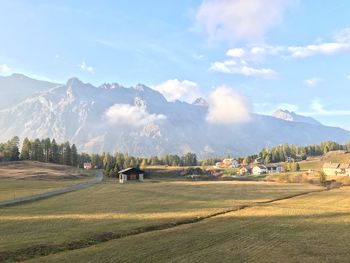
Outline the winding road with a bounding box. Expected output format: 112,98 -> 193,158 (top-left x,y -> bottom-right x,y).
0,170 -> 103,208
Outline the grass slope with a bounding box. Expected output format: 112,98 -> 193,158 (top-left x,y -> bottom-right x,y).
299,151 -> 350,172
0,161 -> 95,202
0,180 -> 321,261
34,186 -> 350,263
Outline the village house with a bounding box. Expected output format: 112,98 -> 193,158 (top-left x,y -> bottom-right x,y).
215,158 -> 239,168
252,165 -> 267,175
266,164 -> 284,174
337,163 -> 350,175
118,167 -> 145,183
285,156 -> 295,163
323,162 -> 350,176
254,157 -> 263,164
83,162 -> 93,170
238,166 -> 252,175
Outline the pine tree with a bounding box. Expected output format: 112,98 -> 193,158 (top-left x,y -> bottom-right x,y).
63,142 -> 72,165
31,138 -> 44,161
20,138 -> 31,160
50,139 -> 60,163
43,138 -> 51,163
71,144 -> 78,167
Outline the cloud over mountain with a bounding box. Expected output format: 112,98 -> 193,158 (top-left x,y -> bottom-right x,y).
206,85 -> 251,124
105,103 -> 166,126
152,79 -> 202,102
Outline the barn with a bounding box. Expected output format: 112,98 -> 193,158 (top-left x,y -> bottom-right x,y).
118,167 -> 145,183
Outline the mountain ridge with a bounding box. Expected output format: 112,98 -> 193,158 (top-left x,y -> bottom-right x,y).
273,109 -> 322,126
0,74 -> 348,157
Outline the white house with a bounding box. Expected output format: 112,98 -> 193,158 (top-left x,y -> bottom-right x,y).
83,162 -> 93,170
323,162 -> 340,176
252,165 -> 267,175
266,164 -> 283,174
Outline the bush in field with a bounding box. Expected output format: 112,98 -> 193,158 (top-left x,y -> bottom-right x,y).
316,171 -> 327,184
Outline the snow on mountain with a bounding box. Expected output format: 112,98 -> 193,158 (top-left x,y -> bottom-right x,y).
192,97 -> 209,107
273,109 -> 322,125
0,75 -> 349,157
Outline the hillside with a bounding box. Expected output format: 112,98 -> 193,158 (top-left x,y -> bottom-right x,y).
0,161 -> 95,202
299,150 -> 350,171
0,75 -> 349,157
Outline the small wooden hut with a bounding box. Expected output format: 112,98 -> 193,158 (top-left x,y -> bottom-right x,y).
118,167 -> 145,183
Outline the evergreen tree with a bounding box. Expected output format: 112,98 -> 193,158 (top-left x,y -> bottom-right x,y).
20,137 -> 31,160
43,138 -> 51,163
63,142 -> 72,165
31,138 -> 44,161
50,139 -> 60,163
71,144 -> 78,167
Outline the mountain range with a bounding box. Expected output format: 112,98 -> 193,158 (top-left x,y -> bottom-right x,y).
0,73 -> 349,157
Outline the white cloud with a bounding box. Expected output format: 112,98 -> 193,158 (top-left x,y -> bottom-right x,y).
304,78 -> 323,87
206,85 -> 250,124
79,61 -> 95,74
288,43 -> 350,58
105,104 -> 166,126
0,64 -> 11,74
250,45 -> 285,56
211,62 -> 277,78
211,44 -> 279,78
301,99 -> 350,117
153,79 -> 202,102
288,28 -> 350,58
194,0 -> 296,43
226,48 -> 245,58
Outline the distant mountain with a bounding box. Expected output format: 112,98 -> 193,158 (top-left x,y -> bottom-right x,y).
273,109 -> 322,126
0,74 -> 60,109
0,74 -> 349,157
192,97 -> 208,107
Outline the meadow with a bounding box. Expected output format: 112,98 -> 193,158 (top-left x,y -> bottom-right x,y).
32,186 -> 350,263
0,161 -> 95,202
0,179 -> 321,262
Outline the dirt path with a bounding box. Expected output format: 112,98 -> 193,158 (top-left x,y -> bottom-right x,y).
0,170 -> 103,208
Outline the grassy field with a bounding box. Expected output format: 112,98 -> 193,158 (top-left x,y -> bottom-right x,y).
0,161 -> 95,202
0,180 -> 321,261
32,186 -> 350,263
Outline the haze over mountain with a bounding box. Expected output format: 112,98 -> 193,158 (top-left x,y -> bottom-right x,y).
0,74 -> 349,157
0,74 -> 59,109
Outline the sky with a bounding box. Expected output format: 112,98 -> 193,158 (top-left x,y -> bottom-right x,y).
1,0 -> 350,128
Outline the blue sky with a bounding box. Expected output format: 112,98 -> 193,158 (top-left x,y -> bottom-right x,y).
1,0 -> 350,128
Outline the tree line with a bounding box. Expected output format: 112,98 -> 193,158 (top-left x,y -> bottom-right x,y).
200,141 -> 350,166
251,141 -> 346,165
20,137 -> 79,166
102,152 -> 198,177
1,136 -> 347,177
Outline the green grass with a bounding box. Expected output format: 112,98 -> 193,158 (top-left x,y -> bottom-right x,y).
33,186 -> 350,263
0,161 -> 95,202
299,160 -> 323,171
0,180 -> 321,261
0,179 -> 93,202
